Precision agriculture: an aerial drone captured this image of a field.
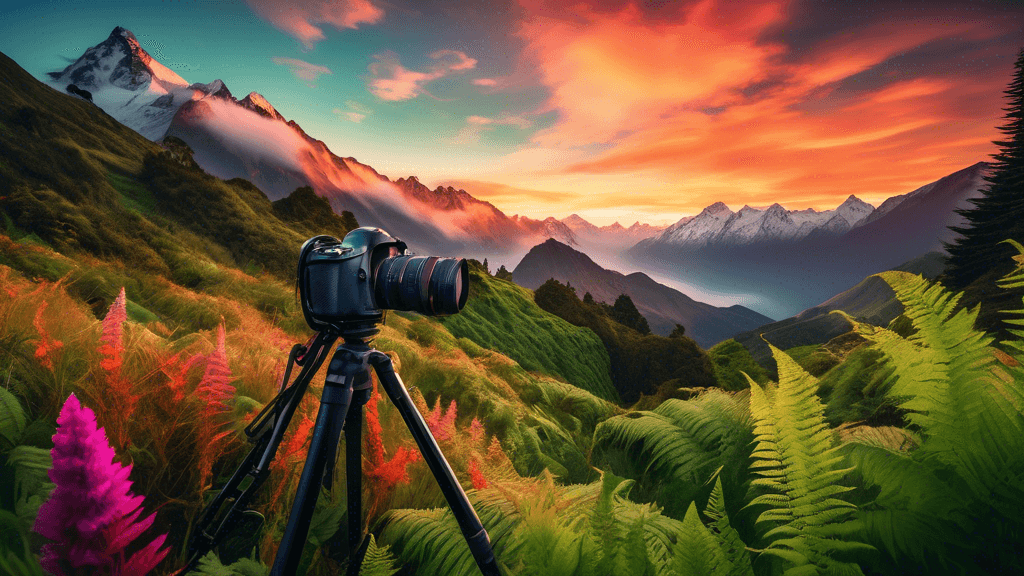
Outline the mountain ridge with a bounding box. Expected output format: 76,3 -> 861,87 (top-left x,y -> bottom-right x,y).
512,238 -> 772,347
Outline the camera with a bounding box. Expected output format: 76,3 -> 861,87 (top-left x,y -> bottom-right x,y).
298,227 -> 469,334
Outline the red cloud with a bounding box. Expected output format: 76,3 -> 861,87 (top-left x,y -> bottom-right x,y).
246,0 -> 383,49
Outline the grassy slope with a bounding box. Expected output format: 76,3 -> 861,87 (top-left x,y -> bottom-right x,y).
439,265 -> 618,402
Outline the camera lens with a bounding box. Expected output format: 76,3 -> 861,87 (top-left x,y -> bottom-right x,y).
375,256 -> 468,315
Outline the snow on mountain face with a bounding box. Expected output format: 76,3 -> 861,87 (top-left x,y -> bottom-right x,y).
46,27 -> 212,140
644,196 -> 878,249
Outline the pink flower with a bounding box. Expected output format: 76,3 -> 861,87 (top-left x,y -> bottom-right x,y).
33,393 -> 169,575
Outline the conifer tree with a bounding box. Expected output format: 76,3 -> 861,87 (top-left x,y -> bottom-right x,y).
943,47 -> 1024,334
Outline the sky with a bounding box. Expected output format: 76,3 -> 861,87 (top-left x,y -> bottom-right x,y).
1,0 -> 1022,226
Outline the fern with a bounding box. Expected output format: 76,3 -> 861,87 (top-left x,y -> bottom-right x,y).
834,268 -> 1024,572
669,501 -> 731,576
744,344 -> 871,576
358,534 -> 400,576
5,445 -> 53,526
592,389 -> 752,519
704,476 -> 754,576
0,387 -> 27,450
192,551 -> 269,575
998,238 -> 1024,351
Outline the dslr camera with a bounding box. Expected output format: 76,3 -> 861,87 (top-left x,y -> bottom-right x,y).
297,227 -> 469,335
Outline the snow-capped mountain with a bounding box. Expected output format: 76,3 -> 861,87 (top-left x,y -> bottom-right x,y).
629,162 -> 991,319
644,195 -> 875,249
47,27 -> 575,257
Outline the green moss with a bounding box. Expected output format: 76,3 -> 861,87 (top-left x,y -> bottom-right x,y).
708,339 -> 770,391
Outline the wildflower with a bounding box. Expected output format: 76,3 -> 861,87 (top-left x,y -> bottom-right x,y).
34,393 -> 169,575
468,458 -> 488,490
32,301 -> 63,371
98,288 -> 127,373
194,323 -> 236,489
469,417 -> 485,444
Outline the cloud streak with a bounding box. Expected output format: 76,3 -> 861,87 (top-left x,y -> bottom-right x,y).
367,49 -> 478,101
272,57 -> 332,84
246,0 -> 384,49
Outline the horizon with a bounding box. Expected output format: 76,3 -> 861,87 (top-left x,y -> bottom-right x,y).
0,1 -> 1019,226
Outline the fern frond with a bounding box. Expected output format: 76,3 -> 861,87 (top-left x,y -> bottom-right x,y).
0,387 -> 27,449
745,345 -> 869,575
842,443 -> 974,570
670,501 -> 732,576
840,273 -> 1024,504
359,534 -> 400,576
592,389 -> 753,519
193,551 -> 269,575
705,476 -> 755,576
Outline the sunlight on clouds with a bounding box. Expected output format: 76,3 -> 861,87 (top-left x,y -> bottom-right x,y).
245,0 -> 383,49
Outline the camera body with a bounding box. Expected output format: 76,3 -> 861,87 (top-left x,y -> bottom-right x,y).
298,227 -> 469,336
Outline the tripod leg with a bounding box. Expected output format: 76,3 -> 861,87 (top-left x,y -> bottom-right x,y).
270,382 -> 352,576
344,386 -> 371,551
370,352 -> 502,576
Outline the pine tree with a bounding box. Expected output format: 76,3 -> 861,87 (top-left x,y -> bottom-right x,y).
943,48 -> 1024,335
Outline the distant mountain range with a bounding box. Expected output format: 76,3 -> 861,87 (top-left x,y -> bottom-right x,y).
560,214 -> 667,247
630,162 -> 990,318
45,27 -> 576,256
641,195 -> 875,248
512,239 -> 773,348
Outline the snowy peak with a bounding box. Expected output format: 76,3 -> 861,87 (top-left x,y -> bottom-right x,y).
702,201 -> 733,217
190,79 -> 233,100
240,92 -> 285,122
645,195 -> 879,249
834,195 -> 874,227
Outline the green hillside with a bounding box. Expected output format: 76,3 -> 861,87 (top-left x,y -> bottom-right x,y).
533,278 -> 717,404
439,263 -> 618,402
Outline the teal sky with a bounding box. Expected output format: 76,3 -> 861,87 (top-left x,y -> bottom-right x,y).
1,0 -> 1022,225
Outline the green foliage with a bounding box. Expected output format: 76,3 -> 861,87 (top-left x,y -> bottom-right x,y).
704,476 -> 755,576
440,268 -> 618,402
358,535 -> 400,576
591,389 -> 753,521
708,339 -> 769,392
817,346 -> 899,427
608,294 -> 651,335
270,185 -> 359,240
745,344 -> 871,575
943,50 -> 1024,337
193,552 -> 270,575
835,267 -> 1024,573
782,344 -> 840,377
0,388 -> 26,450
534,278 -> 716,403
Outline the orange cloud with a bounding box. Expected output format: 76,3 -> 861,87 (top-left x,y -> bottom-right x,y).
495,0 -> 1016,218
246,0 -> 383,49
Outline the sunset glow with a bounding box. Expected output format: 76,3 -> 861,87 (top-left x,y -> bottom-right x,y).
3,0 -> 1020,225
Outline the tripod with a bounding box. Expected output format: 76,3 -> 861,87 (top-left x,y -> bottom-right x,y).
181,329 -> 501,576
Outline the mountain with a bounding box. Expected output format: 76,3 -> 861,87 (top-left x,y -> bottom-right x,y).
44,27 -> 575,258
638,195 -> 875,249
512,239 -> 773,348
630,163 -> 990,318
731,251 -> 946,371
560,214 -> 666,246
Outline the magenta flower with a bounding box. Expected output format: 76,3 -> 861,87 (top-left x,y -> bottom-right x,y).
33,393 -> 169,575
